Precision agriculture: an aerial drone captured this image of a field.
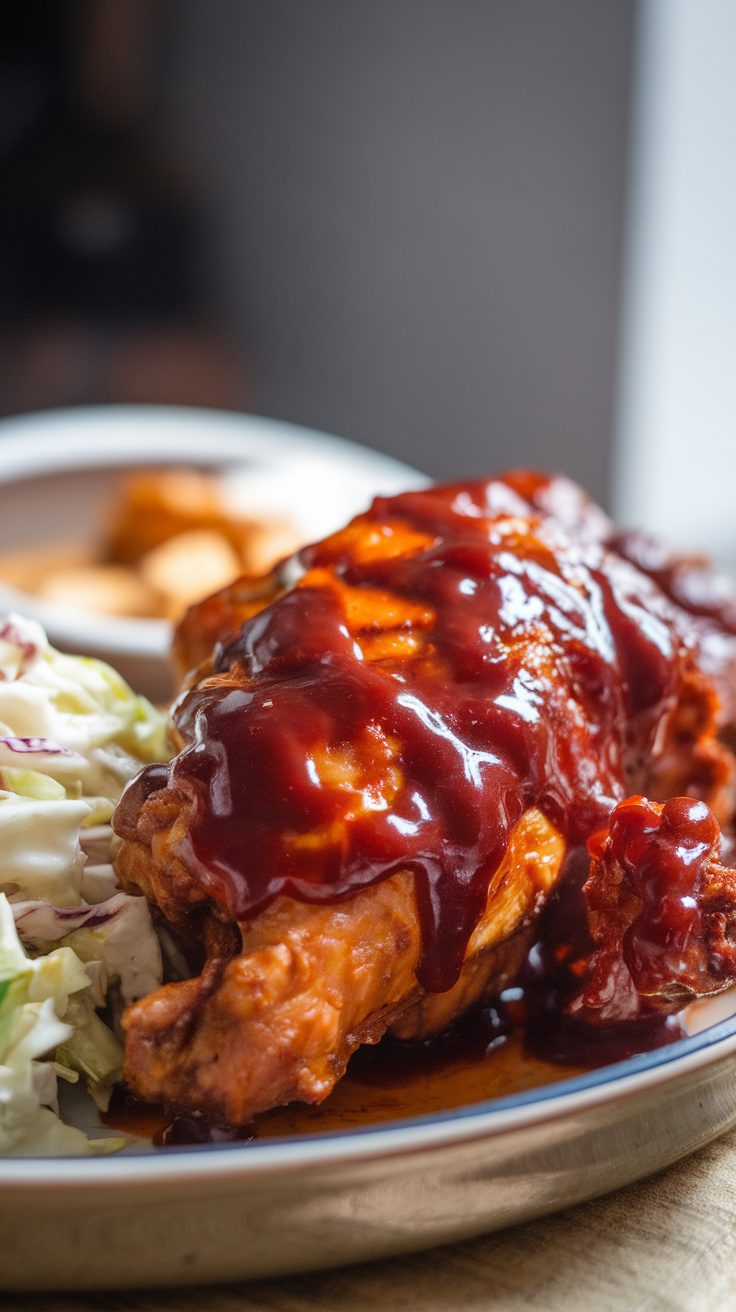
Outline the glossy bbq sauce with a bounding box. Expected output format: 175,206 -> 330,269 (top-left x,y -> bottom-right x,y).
111,475 -> 724,1145
579,794 -> 735,1020
121,476 -> 692,993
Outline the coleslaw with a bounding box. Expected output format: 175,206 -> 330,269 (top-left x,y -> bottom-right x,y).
0,615 -> 168,1155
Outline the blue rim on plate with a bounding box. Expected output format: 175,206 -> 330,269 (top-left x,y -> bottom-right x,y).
57,1007 -> 732,1160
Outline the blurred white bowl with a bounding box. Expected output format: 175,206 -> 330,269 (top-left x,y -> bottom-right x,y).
0,406 -> 428,700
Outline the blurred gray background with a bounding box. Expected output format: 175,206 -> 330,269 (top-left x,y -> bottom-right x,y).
155,0 -> 634,497
0,0 -> 634,504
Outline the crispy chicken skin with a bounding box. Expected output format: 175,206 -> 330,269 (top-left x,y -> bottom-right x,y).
114,471 -> 736,1125
173,570 -> 283,680
121,808 -> 562,1122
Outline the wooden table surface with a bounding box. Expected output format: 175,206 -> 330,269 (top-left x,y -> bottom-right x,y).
5,1126 -> 736,1312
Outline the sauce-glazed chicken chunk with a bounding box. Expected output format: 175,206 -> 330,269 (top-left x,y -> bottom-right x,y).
114,472 -> 736,1126
574,794 -> 736,1024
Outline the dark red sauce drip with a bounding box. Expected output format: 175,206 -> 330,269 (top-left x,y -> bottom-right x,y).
352,1002 -> 513,1085
575,794 -> 736,1024
506,473 -> 736,637
517,848 -> 687,1061
103,1085 -> 253,1147
611,531 -> 736,635
124,476 -> 698,993
103,981 -> 685,1149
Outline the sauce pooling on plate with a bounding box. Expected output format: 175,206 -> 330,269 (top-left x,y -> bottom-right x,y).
103,985 -> 686,1147
124,475 -> 709,993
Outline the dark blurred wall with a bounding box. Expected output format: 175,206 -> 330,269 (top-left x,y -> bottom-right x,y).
156,1 -> 634,497
0,2 -> 242,415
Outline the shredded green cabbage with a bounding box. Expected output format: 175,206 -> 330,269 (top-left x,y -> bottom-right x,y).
0,616 -> 168,1155
0,893 -> 101,1155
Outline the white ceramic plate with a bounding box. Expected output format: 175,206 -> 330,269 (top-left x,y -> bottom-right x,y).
2,999 -> 736,1292
1,409 -> 735,1293
0,406 -> 428,700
